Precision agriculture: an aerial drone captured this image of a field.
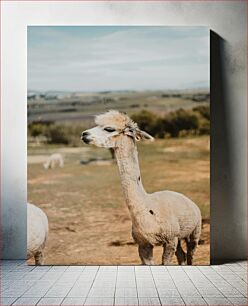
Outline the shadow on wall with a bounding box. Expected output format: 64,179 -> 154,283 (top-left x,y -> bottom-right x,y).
210,31 -> 246,264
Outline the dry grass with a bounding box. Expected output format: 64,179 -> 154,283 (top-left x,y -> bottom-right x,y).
28,136 -> 210,265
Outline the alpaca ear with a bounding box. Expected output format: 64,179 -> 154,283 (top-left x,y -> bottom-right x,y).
136,130 -> 154,141
123,128 -> 135,138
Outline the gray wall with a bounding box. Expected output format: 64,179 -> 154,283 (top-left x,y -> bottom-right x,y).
1,1 -> 246,262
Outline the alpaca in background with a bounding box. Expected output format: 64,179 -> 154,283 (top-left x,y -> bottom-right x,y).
43,153 -> 64,169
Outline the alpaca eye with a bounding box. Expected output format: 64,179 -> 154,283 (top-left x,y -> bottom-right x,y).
104,127 -> 116,133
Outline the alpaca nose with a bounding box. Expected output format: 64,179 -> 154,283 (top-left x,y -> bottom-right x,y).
81,131 -> 89,139
82,131 -> 89,137
81,131 -> 91,143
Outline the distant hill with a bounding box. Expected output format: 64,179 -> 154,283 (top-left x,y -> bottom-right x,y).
27,89 -> 209,124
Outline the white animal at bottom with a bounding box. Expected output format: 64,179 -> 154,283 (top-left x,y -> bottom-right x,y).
27,203 -> 49,265
81,110 -> 202,265
43,153 -> 64,169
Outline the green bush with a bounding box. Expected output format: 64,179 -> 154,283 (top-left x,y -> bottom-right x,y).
45,125 -> 69,144
193,105 -> 210,120
131,110 -> 157,135
28,123 -> 46,137
132,106 -> 209,138
28,122 -> 87,145
164,109 -> 199,137
198,117 -> 210,135
62,124 -> 87,147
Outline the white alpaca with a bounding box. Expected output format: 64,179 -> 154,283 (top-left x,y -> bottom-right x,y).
81,110 -> 202,265
27,203 -> 49,265
43,153 -> 64,169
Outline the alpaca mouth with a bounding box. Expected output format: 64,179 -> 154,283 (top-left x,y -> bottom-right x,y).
81,136 -> 91,144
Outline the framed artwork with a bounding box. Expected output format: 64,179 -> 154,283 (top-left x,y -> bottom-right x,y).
27,26 -> 210,265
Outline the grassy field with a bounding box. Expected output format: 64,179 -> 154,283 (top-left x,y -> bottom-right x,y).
28,136 -> 210,265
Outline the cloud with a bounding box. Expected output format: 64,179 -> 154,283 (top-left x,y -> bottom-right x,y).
28,26 -> 209,92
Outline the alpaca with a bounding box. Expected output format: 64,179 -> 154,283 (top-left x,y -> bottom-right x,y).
43,153 -> 64,169
27,203 -> 49,265
81,110 -> 202,265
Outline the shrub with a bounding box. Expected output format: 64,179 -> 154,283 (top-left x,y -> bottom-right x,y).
193,105 -> 210,120
45,125 -> 69,144
28,122 -> 87,146
28,123 -> 46,137
131,110 -> 158,136
131,106 -> 209,138
198,117 -> 210,135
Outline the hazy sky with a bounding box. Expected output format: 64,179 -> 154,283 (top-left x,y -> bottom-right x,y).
28,26 -> 209,92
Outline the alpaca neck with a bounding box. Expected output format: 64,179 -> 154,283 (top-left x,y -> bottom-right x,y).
114,136 -> 147,217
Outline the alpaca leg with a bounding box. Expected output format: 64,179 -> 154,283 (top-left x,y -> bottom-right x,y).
175,240 -> 186,265
34,251 -> 44,265
138,244 -> 154,265
162,238 -> 178,265
186,223 -> 201,265
186,238 -> 198,265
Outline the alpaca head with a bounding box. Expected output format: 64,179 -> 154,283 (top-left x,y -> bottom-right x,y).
81,110 -> 154,148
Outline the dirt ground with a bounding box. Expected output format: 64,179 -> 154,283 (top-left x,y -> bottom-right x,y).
28,136 -> 210,265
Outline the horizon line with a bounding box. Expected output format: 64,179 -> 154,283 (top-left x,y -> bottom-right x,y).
28,87 -> 210,93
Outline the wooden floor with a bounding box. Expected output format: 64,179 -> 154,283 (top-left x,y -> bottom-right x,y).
1,260 -> 247,305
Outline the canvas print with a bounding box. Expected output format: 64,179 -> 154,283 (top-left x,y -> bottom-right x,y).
27,26 -> 210,265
